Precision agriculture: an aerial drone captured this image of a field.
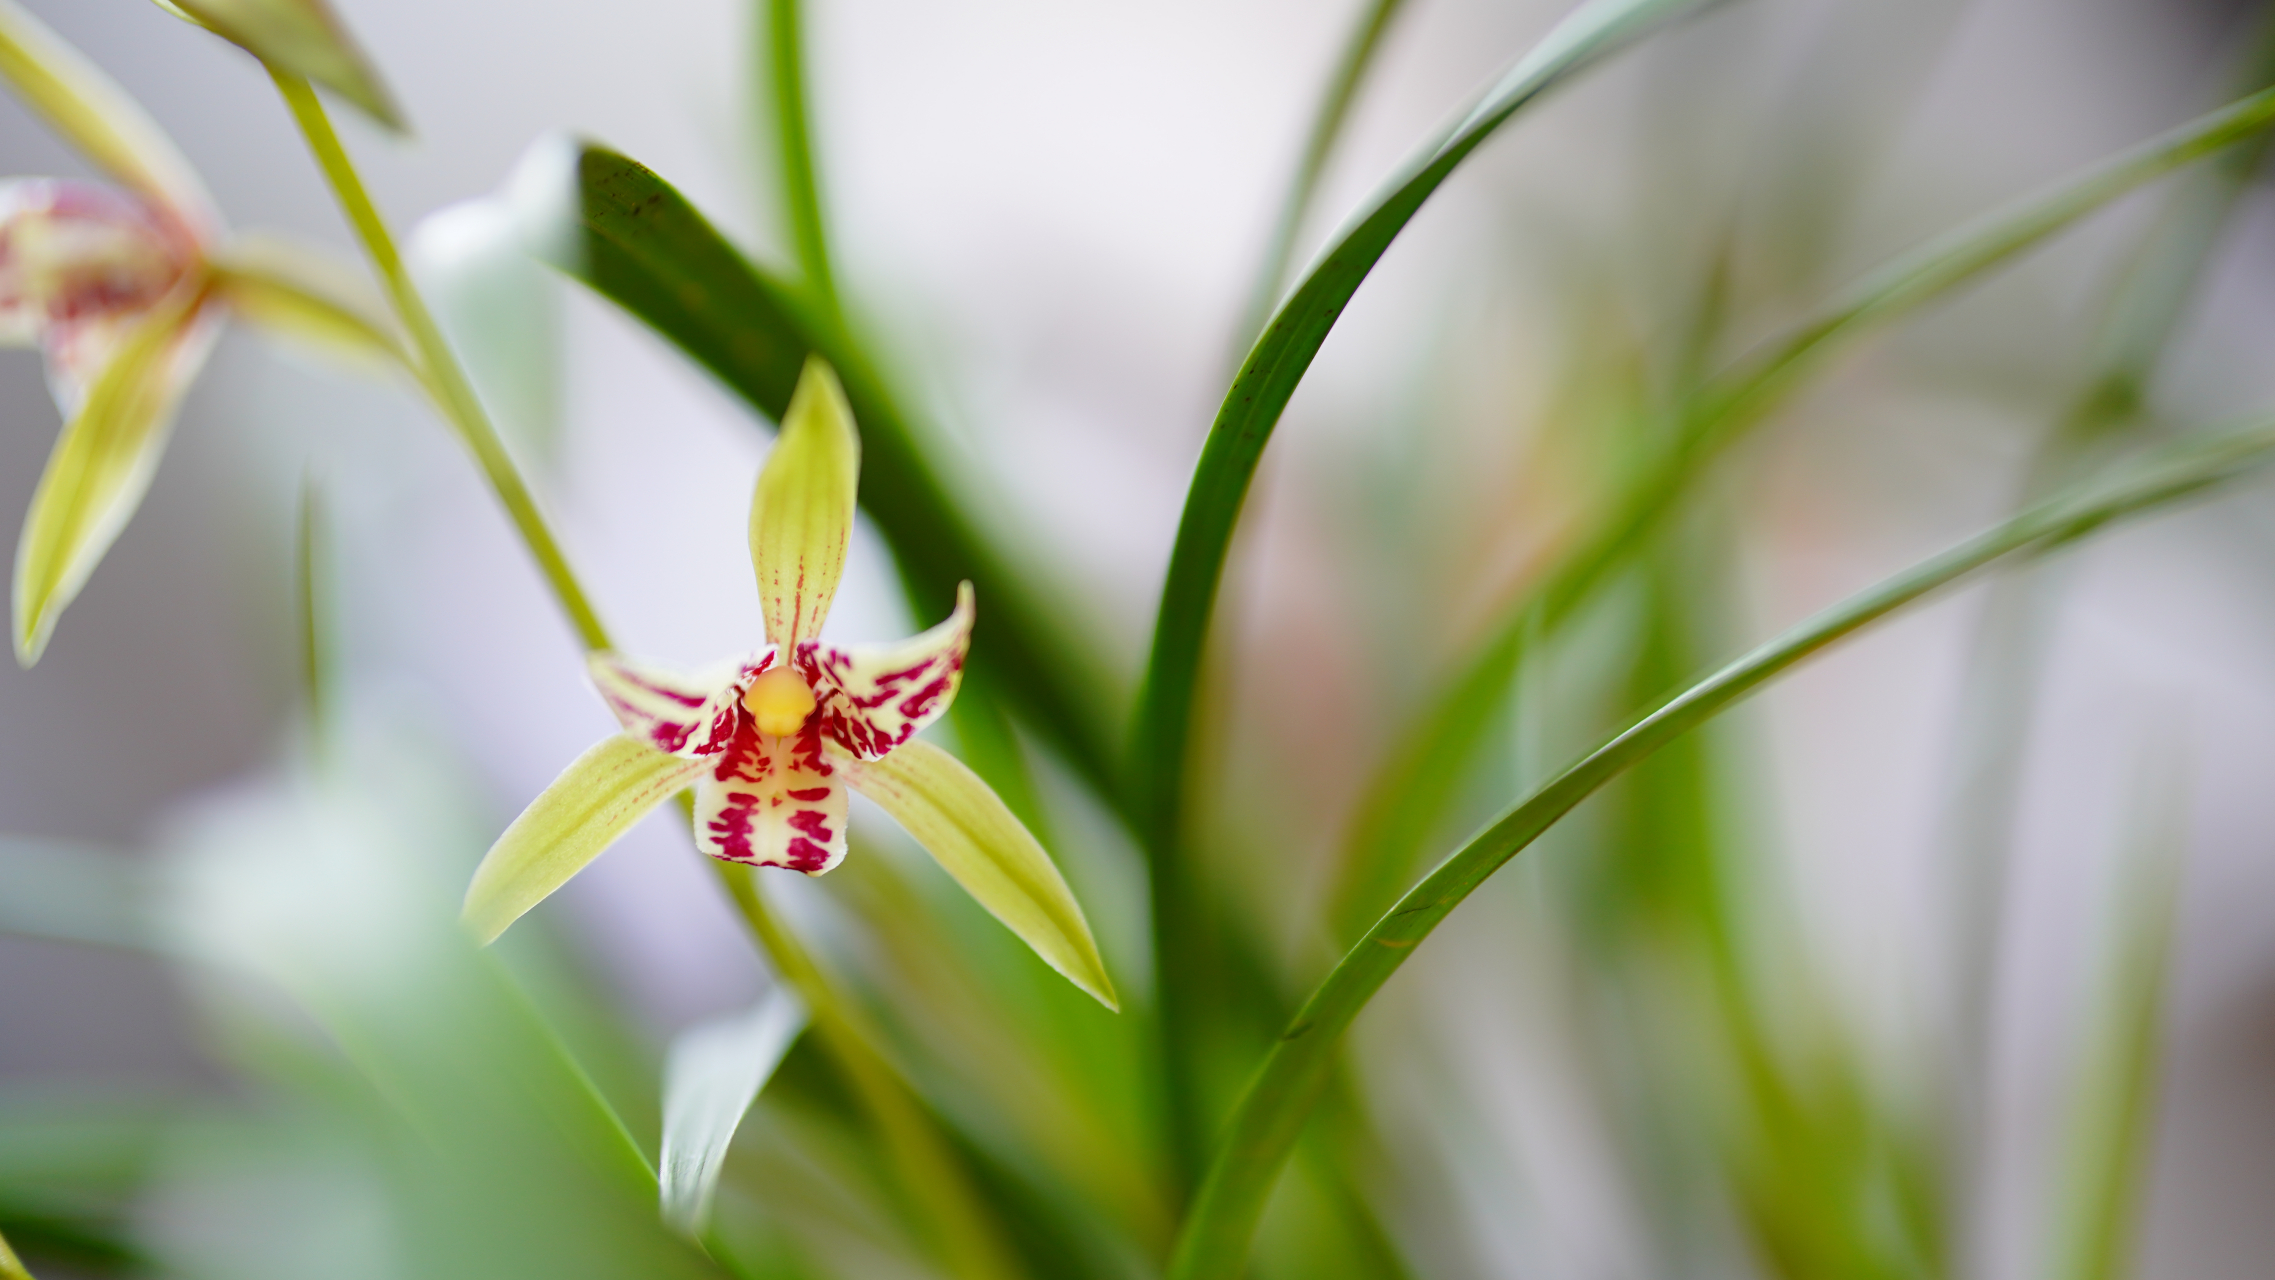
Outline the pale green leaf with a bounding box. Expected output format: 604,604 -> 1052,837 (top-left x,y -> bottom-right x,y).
13,282 -> 214,666
160,0 -> 404,131
750,356 -> 858,649
848,739 -> 1117,1010
0,0 -> 215,229
408,194 -> 564,461
658,989 -> 807,1238
211,232 -> 403,371
462,734 -> 707,945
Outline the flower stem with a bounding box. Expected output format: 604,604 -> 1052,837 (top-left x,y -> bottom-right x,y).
271,70 -> 611,652
276,73 -> 1015,1278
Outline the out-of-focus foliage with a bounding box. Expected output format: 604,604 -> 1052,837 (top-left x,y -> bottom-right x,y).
5,0 -> 2275,1278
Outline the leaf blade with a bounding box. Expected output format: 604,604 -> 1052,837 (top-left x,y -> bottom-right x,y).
161,0 -> 404,130
1165,417 -> 2275,1280
659,989 -> 807,1238
1325,79 -> 2275,940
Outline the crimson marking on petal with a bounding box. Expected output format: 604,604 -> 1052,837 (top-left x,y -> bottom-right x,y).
895,674 -> 953,722
786,786 -> 832,801
787,809 -> 834,842
783,837 -> 830,872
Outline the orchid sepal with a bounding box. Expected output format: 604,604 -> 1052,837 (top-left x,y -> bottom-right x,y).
208,233 -> 405,369
844,739 -> 1117,1010
751,356 -> 859,650
0,0 -> 217,236
13,276 -> 216,665
461,733 -> 711,944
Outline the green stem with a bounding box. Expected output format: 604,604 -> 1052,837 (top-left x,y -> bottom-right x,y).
278,72 -> 1012,1277
763,0 -> 837,315
708,858 -> 1020,1280
272,71 -> 611,652
1229,0 -> 1410,360
1163,417 -> 2275,1280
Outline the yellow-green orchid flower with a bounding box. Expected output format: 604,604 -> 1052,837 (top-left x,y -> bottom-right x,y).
0,0 -> 395,664
464,359 -> 1117,1009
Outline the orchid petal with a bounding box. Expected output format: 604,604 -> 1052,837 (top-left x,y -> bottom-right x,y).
844,740 -> 1116,1009
695,715 -> 847,873
659,987 -> 806,1237
209,232 -> 403,370
0,0 -> 217,234
807,581 -> 973,760
0,180 -> 194,367
586,649 -> 754,759
158,0 -> 404,132
462,733 -> 709,944
749,356 -> 858,649
13,281 -> 215,665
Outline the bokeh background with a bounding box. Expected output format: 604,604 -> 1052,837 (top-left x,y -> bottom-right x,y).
7,0 -> 2275,1276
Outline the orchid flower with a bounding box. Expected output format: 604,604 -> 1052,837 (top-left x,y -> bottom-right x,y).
0,0 -> 398,664
463,359 -> 1117,1009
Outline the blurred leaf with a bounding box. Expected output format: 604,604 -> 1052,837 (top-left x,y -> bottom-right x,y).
1231,0 -> 1411,359
1328,77 -> 2275,942
13,283 -> 216,666
2048,754 -> 2187,1280
548,143 -> 1124,811
162,723 -> 722,1280
1128,0 -> 1713,852
848,740 -> 1118,1011
1165,416 -> 2275,1280
462,734 -> 708,945
756,0 -> 835,310
212,233 -> 404,372
660,990 -> 807,1239
406,193 -> 564,461
0,0 -> 217,232
157,0 -> 404,131
0,1223 -> 30,1280
0,837 -> 152,950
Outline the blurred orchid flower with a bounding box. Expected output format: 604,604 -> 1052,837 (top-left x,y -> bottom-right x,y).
0,0 -> 397,664
464,359 -> 1116,1009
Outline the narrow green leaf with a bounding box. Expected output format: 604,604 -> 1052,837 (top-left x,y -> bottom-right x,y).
1134,0 -> 1712,1193
158,0 -> 404,131
1230,0 -> 1411,359
1129,0 -> 1712,856
553,145 -> 1122,806
211,233 -> 405,370
0,0 -> 215,230
1165,416 -> 2275,1280
660,989 -> 807,1238
462,735 -> 708,945
848,740 -> 1118,1011
13,282 -> 213,666
1327,79 -> 2275,940
2048,755 -> 2186,1280
0,1224 -> 32,1280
